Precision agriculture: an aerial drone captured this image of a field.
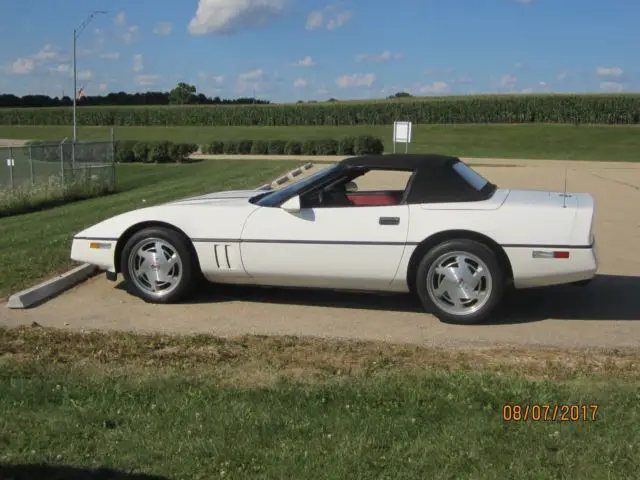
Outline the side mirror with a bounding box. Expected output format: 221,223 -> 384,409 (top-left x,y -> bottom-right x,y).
281,195 -> 301,213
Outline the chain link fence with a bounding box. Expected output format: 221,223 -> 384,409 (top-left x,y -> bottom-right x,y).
0,140 -> 116,190
0,139 -> 116,216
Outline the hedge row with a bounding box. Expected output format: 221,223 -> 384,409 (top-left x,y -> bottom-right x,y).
115,141 -> 198,163
1,94 -> 639,126
200,136 -> 384,156
113,135 -> 384,163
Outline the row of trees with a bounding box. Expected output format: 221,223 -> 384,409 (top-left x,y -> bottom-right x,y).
0,83 -> 271,108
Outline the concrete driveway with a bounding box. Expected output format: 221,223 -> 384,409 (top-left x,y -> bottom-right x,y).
2,157 -> 639,349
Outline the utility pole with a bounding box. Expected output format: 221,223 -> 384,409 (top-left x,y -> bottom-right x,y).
72,10 -> 108,145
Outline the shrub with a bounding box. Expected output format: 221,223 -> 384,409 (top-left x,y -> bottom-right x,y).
284,141 -> 302,155
223,140 -> 239,154
354,135 -> 384,155
251,140 -> 269,155
115,141 -> 136,163
301,140 -> 317,155
148,141 -> 172,163
337,137 -> 356,156
132,142 -> 151,163
237,139 -> 253,154
315,139 -> 339,155
207,141 -> 224,154
268,140 -> 287,155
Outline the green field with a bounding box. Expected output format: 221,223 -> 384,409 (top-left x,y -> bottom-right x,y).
0,160 -> 299,298
1,327 -> 638,479
2,124 -> 640,161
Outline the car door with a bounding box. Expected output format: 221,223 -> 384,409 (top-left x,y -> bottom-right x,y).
239,202 -> 410,290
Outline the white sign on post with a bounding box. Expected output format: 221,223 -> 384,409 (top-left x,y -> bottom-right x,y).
6,159 -> 14,167
392,121 -> 412,153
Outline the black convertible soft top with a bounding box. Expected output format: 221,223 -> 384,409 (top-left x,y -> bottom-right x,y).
338,154 -> 496,204
339,153 -> 459,171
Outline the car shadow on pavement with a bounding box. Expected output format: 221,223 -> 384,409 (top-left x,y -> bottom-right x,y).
488,274 -> 640,325
0,464 -> 170,480
173,273 -> 640,324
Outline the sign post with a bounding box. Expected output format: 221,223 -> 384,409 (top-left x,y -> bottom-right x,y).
6,158 -> 15,190
392,121 -> 412,153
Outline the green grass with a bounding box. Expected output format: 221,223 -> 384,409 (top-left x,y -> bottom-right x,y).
1,327 -> 639,479
1,124 -> 640,161
0,160 -> 300,298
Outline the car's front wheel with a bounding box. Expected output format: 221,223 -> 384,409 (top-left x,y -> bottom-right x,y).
120,227 -> 196,303
415,239 -> 504,325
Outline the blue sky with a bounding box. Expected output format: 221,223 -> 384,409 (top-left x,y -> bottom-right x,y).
0,0 -> 638,101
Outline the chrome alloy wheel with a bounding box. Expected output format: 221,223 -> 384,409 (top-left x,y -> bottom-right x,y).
425,251 -> 493,316
127,237 -> 183,298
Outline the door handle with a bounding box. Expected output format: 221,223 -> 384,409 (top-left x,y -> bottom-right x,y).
379,216 -> 400,225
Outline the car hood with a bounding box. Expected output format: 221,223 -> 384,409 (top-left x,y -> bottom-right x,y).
163,189 -> 265,206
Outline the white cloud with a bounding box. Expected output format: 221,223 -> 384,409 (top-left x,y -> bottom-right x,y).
557,71 -> 568,81
99,83 -> 109,92
499,74 -> 517,89
133,54 -> 144,73
153,22 -> 173,35
424,67 -> 453,76
336,73 -> 376,88
596,67 -> 623,78
189,0 -> 286,35
120,25 -> 140,44
305,10 -> 324,29
600,81 -> 624,92
293,77 -> 308,88
416,81 -> 451,95
136,74 -> 160,86
115,12 -> 140,44
316,86 -> 329,95
77,70 -> 94,81
198,73 -> 226,85
237,68 -> 269,93
292,56 -> 316,67
306,6 -> 352,30
100,52 -> 121,60
115,11 -> 127,26
51,64 -> 70,73
33,44 -> 61,62
356,51 -> 403,63
8,58 -> 36,75
327,10 -> 352,29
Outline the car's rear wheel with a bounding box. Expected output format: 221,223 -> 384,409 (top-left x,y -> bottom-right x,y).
120,227 -> 196,303
415,239 -> 504,325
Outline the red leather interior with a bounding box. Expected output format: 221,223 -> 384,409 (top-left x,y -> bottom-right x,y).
346,193 -> 401,206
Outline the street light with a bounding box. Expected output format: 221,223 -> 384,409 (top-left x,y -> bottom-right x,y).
73,10 -> 108,144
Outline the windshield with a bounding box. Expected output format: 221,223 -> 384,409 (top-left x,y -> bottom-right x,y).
253,164 -> 340,207
452,162 -> 490,191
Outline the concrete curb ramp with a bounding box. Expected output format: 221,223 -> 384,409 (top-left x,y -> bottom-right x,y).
7,263 -> 99,309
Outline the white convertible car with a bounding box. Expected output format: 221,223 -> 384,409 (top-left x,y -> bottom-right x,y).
71,154 -> 598,324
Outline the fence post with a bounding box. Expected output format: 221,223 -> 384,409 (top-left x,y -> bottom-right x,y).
111,127 -> 116,190
29,144 -> 34,186
60,142 -> 65,187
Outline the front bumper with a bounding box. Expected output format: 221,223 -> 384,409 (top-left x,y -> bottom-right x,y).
70,238 -> 117,272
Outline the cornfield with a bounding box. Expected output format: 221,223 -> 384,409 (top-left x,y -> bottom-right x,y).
0,94 -> 639,126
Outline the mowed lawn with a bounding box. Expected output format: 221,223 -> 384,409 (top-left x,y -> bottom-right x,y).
1,124 -> 640,161
1,327 -> 639,479
0,160 -> 300,298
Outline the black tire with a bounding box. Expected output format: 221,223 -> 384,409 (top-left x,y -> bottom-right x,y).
415,239 -> 505,325
120,227 -> 197,304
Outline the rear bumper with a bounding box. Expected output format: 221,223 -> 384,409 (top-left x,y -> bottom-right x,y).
507,243 -> 598,289
70,238 -> 116,272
